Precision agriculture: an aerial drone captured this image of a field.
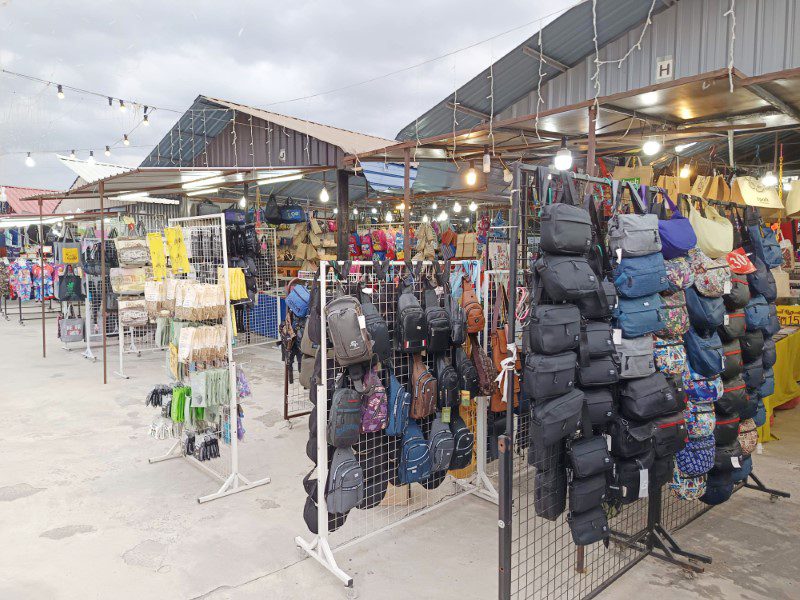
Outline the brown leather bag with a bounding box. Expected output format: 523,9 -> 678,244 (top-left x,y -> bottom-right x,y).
461,278 -> 485,334
490,286 -> 520,412
469,332 -> 496,396
411,354 -> 438,419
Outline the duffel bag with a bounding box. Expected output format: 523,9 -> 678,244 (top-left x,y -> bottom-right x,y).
669,466 -> 707,500
531,389 -> 584,446
653,336 -> 688,377
660,290 -> 690,337
762,336 -> 776,370
664,255 -> 695,293
577,355 -> 619,387
723,276 -> 751,310
614,293 -> 666,338
615,335 -> 655,379
747,256 -> 777,302
720,339 -> 743,380
608,416 -> 655,458
675,435 -> 716,476
683,327 -> 724,378
684,400 -> 716,439
539,202 -> 593,255
619,372 -> 677,421
690,249 -> 731,298
566,505 -> 609,545
613,253 -> 668,298
699,469 -> 735,505
526,303 -> 581,355
534,463 -> 567,521
740,330 -> 765,364
575,281 -> 617,320
535,254 -> 600,301
568,473 -> 608,514
583,320 -> 615,357
718,310 -> 746,342
523,352 -> 577,402
685,286 -> 725,333
583,388 -> 616,429
713,440 -> 744,473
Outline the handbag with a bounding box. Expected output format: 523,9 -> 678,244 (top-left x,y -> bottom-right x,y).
613,253 -> 668,298
539,184 -> 593,255
684,286 -> 725,333
525,302 -> 581,355
684,327 -> 724,378
664,256 -> 695,292
59,307 -> 85,342
613,293 -> 666,338
723,276 -> 751,310
607,182 -> 662,257
523,352 -> 577,402
745,207 -> 783,268
648,188 -> 696,259
608,416 -> 655,458
615,335 -> 655,379
746,256 -> 777,302
686,196 -> 733,259
534,254 -> 600,302
690,249 -> 731,298
57,265 -> 84,302
530,389 -> 584,447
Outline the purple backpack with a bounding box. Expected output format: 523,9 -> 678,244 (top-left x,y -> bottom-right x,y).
361,368 -> 388,433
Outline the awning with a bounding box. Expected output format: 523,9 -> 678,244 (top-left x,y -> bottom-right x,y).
0,185 -> 61,215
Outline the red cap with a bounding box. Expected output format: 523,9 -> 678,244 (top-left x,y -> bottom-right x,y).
726,248 -> 757,274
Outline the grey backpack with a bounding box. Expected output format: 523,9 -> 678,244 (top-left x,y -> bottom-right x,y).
326,447 -> 364,514
615,335 -> 655,379
607,182 -> 662,258
327,376 -> 362,448
428,415 -> 455,472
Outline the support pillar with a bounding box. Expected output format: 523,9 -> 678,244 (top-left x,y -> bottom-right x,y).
403,148 -> 411,255
336,169 -> 349,261
587,105 -> 598,177
99,181 -> 107,385
38,199 -> 46,358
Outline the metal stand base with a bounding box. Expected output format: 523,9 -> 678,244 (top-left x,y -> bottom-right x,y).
743,471 -> 791,501
295,535 -> 353,588
149,441 -> 271,504
646,522 -> 712,573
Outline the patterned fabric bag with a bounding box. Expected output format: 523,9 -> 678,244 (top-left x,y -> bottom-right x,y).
690,248 -> 731,298
669,466 -> 708,500
360,368 -> 388,433
684,400 -> 716,439
653,336 -> 688,377
664,256 -> 695,293
675,435 -> 716,476
738,418 -> 758,455
660,290 -> 690,337
682,364 -> 722,404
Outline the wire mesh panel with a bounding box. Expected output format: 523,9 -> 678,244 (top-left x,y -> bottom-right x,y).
659,482 -> 712,533
283,268 -> 316,421
232,224 -> 279,349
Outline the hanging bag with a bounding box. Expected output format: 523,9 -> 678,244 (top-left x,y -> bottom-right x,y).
539,174 -> 593,255
686,196 -> 733,259
410,354 -> 438,419
745,206 -> 782,268
607,181 -> 662,258
279,197 -> 306,224
535,254 -> 600,301
648,188 -> 697,259
612,253 -> 669,299
684,327 -> 724,377
684,286 -> 725,333
613,293 -> 666,338
57,265 -> 84,302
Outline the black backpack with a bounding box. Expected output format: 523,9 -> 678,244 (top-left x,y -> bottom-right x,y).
436,355 -> 459,408
396,275 -> 427,353
326,375 -> 362,448
360,289 -> 391,365
306,273 -> 322,345
454,346 -> 478,394
449,413 -> 474,469
435,261 -> 466,346
424,286 -> 451,353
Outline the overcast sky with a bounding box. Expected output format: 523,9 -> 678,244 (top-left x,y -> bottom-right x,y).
0,0 -> 576,190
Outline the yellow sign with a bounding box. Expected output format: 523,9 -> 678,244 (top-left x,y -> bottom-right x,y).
776,305 -> 800,327
62,247 -> 79,264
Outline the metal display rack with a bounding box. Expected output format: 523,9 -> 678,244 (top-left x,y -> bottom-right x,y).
148,214 -> 271,503
296,259 -> 498,589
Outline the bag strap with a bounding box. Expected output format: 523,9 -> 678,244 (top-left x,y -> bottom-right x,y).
558,172 -> 579,206
423,287 -> 440,310
579,400 -> 593,439
578,322 -> 590,369
491,282 -> 504,333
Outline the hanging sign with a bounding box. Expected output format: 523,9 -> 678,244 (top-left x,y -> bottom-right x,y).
62,247 -> 79,264
776,305 -> 800,327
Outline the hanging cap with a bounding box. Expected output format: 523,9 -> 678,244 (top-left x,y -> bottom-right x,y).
726,248 -> 757,274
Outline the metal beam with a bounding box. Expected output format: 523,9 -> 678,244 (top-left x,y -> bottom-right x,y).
521,46 -> 569,73
600,104 -> 679,128
446,101 -> 490,121
745,84 -> 800,122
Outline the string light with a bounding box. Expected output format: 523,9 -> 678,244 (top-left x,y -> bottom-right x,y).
104,145 -> 111,157
123,134 -> 130,146
431,202 -> 438,210
469,201 -> 478,212
465,167 -> 477,186
87,151 -> 95,164
437,210 -> 448,222
57,84 -> 64,99
333,208 -> 338,214
119,99 -> 126,112
69,149 -> 76,159
353,207 -> 359,215
422,214 -> 430,223
761,171 -> 778,187
238,196 -> 247,208
679,164 -> 691,178
482,149 -> 491,174
553,137 -> 573,171
25,152 -> 35,167
371,207 -> 377,214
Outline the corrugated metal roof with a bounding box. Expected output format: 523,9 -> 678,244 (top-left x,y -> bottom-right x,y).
0,185 -> 61,215
58,154 -> 131,187
396,0 -> 678,141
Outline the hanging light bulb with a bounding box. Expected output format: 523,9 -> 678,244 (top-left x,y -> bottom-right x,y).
238,196 -> 247,208
761,171 -> 778,187
642,137 -> 662,156
87,151 -> 95,164
679,164 -> 691,179
469,201 -> 478,212
465,167 -> 477,186
397,202 -> 405,211
431,202 -> 438,210
119,99 -> 126,112
674,142 -> 696,153
69,149 -> 76,159
554,137 -> 573,171
482,149 -> 491,174
422,214 -> 430,223
437,210 -> 448,222
143,114 -> 150,126
56,84 -> 64,100
453,201 -> 462,213
108,97 -> 113,108
464,217 -> 470,223
24,152 -> 35,168
370,207 -> 377,214
104,145 -> 111,157
385,211 -> 393,223
319,187 -> 330,203
353,207 -> 359,215
123,134 -> 130,146
333,208 -> 338,214
503,168 -> 513,183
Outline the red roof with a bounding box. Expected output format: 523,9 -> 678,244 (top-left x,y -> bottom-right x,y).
1,185 -> 61,215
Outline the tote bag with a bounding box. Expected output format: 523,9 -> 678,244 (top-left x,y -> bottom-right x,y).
686,198 -> 733,259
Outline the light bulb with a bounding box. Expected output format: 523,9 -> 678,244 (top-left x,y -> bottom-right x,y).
783,179 -> 793,191
674,142 -> 696,153
353,207 -> 358,215
453,201 -> 462,213
422,214 -> 429,223
482,152 -> 491,174
371,207 -> 377,214
438,210 -> 448,222
464,217 -> 470,223
69,150 -> 76,159
642,138 -> 661,156
104,146 -> 111,157
469,201 -> 477,212
385,211 -> 393,223
119,99 -> 126,112
57,84 -> 64,99
143,114 -> 150,126
397,202 -> 405,211
761,171 -> 778,187
679,164 -> 690,179
319,187 -> 330,203
431,202 -> 438,210
123,134 -> 130,146
333,208 -> 338,214
108,97 -> 113,107
87,151 -> 95,164
238,196 -> 247,208
465,168 -> 477,186
554,147 -> 573,171
503,168 -> 513,183
25,153 -> 35,168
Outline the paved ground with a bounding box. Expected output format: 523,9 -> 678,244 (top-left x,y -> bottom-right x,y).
0,318 -> 797,599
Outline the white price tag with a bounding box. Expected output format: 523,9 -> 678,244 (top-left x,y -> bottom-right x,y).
638,469 -> 649,499
724,314 -> 730,325
357,315 -> 366,330
605,434 -> 612,452
612,329 -> 623,345
362,287 -> 374,296
723,281 -> 732,294
615,248 -> 623,262
731,456 -> 741,468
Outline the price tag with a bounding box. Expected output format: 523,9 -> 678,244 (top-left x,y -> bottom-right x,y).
460,390 -> 471,407
362,287 -> 373,295
638,469 -> 649,498
723,280 -> 732,294
731,456 -> 741,468
357,315 -> 366,329
615,248 -> 623,262
605,434 -> 612,452
612,329 -> 623,345
442,407 -> 451,423
724,314 -> 730,325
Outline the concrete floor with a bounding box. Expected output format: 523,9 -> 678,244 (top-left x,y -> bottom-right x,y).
0,320 -> 798,600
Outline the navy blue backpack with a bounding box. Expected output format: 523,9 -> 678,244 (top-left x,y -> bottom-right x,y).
759,367 -> 775,398
286,282 -> 311,318
747,256 -> 777,302
683,327 -> 724,377
699,469 -> 734,505
614,293 -> 666,338
386,370 -> 412,437
397,418 -> 432,484
685,286 -> 725,333
747,215 -> 782,268
744,295 -> 770,332
613,253 -> 668,298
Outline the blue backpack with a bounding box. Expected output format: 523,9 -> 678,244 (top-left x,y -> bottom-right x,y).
744,295 -> 770,332
286,283 -> 311,318
685,286 -> 725,333
765,304 -> 780,337
731,455 -> 753,483
748,223 -> 782,268
613,252 -> 668,298
386,370 -> 412,437
613,293 -> 666,338
759,367 -> 775,398
397,418 -> 432,484
683,327 -> 724,378
753,398 -> 767,427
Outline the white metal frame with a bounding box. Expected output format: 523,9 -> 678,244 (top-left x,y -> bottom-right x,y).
148,214 -> 271,503
295,260 -> 498,588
